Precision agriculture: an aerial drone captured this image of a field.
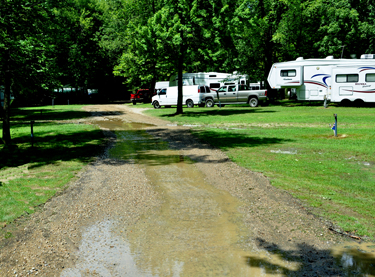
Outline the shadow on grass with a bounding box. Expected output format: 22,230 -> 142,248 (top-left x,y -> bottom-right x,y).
246,237 -> 375,276
9,107 -> 125,122
0,128 -> 104,170
160,108 -> 276,118
190,129 -> 292,150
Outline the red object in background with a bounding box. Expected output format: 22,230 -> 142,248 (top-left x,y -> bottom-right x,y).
130,89 -> 151,105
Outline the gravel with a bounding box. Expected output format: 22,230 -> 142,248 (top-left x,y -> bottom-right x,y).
0,104 -> 350,276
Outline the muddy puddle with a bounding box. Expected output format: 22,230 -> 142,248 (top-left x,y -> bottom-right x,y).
62,119 -> 375,276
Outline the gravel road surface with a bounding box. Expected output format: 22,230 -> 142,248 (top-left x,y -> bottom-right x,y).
1,104 -> 370,277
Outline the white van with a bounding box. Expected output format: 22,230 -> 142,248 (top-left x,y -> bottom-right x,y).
155,81 -> 169,90
154,81 -> 169,95
151,85 -> 209,109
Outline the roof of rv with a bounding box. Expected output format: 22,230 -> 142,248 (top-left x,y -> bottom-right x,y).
273,57 -> 375,67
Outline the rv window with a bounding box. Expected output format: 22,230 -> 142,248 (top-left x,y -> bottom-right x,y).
210,83 -> 221,89
336,74 -> 359,83
280,70 -> 296,77
366,73 -> 375,82
347,74 -> 358,82
336,75 -> 347,83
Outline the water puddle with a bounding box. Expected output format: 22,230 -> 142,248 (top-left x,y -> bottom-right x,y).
122,148 -> 301,276
61,220 -> 155,277
61,119 -> 375,276
331,242 -> 375,276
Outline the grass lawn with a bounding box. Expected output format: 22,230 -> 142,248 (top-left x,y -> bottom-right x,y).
139,101 -> 375,238
0,105 -> 104,227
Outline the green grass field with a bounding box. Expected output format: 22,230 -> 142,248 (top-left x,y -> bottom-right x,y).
0,105 -> 104,226
141,101 -> 375,238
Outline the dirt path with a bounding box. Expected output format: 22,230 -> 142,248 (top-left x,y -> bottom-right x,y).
0,104 -> 358,276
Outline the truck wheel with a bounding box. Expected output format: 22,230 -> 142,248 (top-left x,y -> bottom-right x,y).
205,99 -> 214,107
153,101 -> 161,109
248,97 -> 259,107
186,100 -> 194,108
132,101 -> 136,105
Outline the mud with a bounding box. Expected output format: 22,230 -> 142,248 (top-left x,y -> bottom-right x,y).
0,104 -> 374,276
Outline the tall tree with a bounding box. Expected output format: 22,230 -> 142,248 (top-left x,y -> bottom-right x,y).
0,0 -> 54,144
101,0 -> 167,94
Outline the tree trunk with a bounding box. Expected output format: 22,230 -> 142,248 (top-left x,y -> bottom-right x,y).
2,51 -> 12,144
176,30 -> 184,115
259,0 -> 276,100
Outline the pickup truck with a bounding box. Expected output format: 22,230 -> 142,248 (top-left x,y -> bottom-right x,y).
130,89 -> 151,105
203,84 -> 267,107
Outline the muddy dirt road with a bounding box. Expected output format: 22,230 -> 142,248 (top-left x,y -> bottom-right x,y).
1,104 -> 374,276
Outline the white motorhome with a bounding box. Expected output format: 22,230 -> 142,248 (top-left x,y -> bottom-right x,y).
267,54 -> 375,105
169,72 -> 250,91
151,85 -> 210,109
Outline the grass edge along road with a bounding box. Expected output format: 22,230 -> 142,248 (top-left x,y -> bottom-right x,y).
141,101 -> 375,240
0,105 -> 104,232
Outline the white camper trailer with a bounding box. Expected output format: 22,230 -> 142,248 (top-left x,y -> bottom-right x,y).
267,55 -> 375,105
169,72 -> 251,91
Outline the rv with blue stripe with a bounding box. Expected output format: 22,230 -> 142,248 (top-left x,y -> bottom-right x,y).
267,54 -> 375,105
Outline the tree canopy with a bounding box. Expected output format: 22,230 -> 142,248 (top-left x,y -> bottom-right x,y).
1,0 -> 374,143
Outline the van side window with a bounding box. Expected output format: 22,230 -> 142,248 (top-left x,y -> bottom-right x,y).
336,74 -> 359,83
159,89 -> 167,95
366,73 -> 375,82
281,70 -> 296,77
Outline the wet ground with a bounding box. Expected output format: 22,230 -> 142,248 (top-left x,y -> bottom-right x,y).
1,105 -> 375,276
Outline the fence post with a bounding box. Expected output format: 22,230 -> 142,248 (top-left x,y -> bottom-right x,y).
31,120 -> 35,147
333,114 -> 337,137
